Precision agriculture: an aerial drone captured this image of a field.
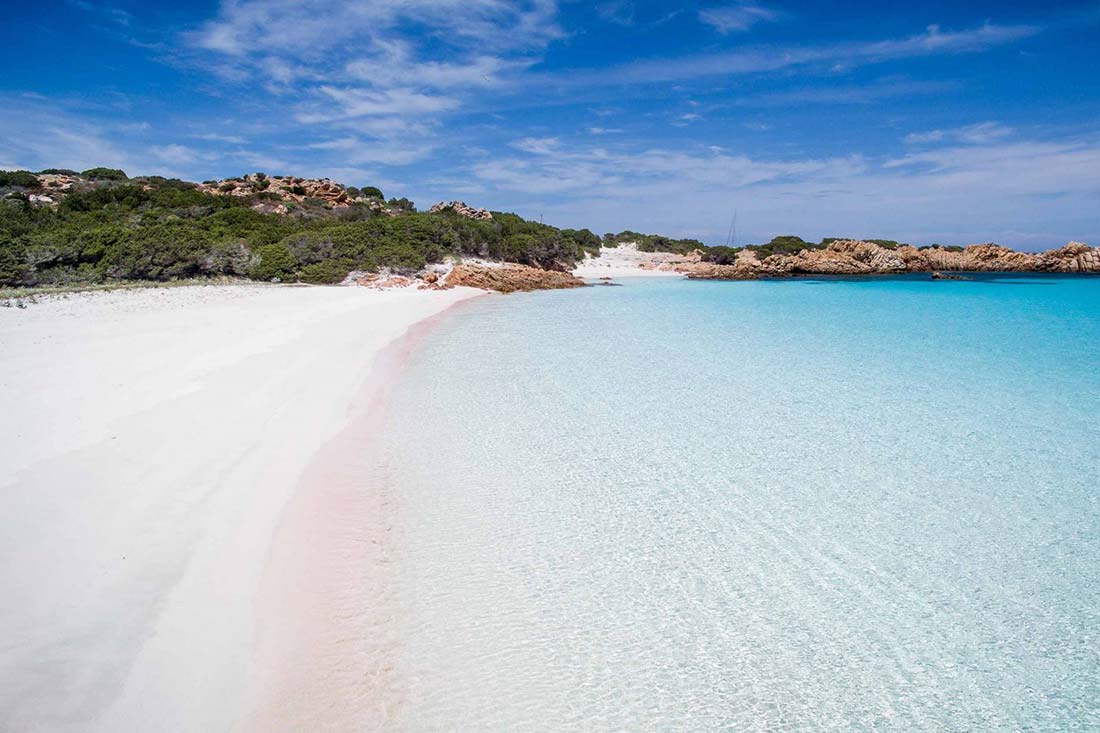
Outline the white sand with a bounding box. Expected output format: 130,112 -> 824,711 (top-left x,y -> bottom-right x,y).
0,283 -> 482,733
572,243 -> 689,279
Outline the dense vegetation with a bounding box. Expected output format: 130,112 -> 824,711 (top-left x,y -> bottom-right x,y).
603,230 -> 704,255
700,235 -> 969,264
0,171 -> 603,287
1,167 -> 981,289
700,235 -> 824,263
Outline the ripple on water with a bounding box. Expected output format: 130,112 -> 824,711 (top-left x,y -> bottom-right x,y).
374,277 -> 1100,731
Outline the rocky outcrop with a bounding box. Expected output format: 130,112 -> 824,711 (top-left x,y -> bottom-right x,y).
197,173 -> 395,214
36,173 -> 78,192
428,201 -> 493,220
681,240 -> 1100,280
445,263 -> 585,293
1037,242 -> 1100,273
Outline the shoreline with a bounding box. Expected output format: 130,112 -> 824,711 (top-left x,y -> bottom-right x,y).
0,283 -> 484,732
234,296 -> 477,731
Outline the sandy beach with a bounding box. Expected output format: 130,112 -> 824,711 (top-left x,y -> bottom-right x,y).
0,283 -> 481,732
572,244 -> 690,279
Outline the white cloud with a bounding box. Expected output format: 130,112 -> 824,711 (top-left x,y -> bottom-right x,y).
904,121 -> 1013,145
597,1 -> 635,26
193,132 -> 248,144
904,130 -> 946,144
510,137 -> 560,155
188,0 -> 564,157
738,77 -> 957,106
298,86 -> 459,123
344,40 -> 524,90
458,132 -> 1100,249
307,136 -> 435,165
151,144 -> 200,165
699,3 -> 781,33
191,1 -> 560,61
565,21 -> 1042,86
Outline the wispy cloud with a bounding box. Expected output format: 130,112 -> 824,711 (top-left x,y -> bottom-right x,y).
306,136 -> 436,165
564,21 -> 1041,86
597,1 -> 635,26
66,0 -> 133,27
297,86 -> 459,124
454,129 -> 1100,248
737,77 -> 958,106
191,0 -> 561,56
699,2 -> 781,33
192,132 -> 248,144
511,137 -> 561,155
150,144 -> 201,166
187,0 -> 564,161
904,121 -> 1014,145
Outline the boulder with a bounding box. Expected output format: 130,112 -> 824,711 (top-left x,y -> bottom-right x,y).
428,201 -> 493,220
445,263 -> 585,293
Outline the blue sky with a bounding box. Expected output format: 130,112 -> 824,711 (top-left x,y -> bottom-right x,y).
2,1 -> 1098,248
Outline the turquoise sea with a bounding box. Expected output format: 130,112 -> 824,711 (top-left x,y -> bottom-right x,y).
375,274 -> 1100,730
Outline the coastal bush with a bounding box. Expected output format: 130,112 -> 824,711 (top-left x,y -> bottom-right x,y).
100,224 -> 218,280
38,168 -> 78,176
561,228 -> 602,256
81,167 -> 128,181
196,241 -> 251,276
387,197 -> 415,212
604,230 -> 704,255
361,186 -> 384,199
6,166 -> 689,288
298,259 -> 353,284
249,243 -> 297,281
136,176 -> 197,191
0,244 -> 30,285
702,245 -> 741,265
0,170 -> 41,188
743,235 -> 820,259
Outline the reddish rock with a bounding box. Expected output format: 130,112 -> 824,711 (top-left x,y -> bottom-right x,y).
681,240 -> 1099,280
445,264 -> 585,293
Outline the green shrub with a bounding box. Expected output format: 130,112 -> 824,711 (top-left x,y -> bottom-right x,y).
603,230 -> 703,255
250,243 -> 297,281
0,244 -> 31,285
743,235 -> 820,259
0,170 -> 41,188
298,259 -> 353,284
100,224 -> 216,280
38,168 -> 78,176
137,176 -> 197,191
702,245 -> 741,265
81,167 -> 128,181
361,186 -> 384,199
2,166 -> 629,288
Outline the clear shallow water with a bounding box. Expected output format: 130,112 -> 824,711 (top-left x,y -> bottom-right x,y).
376,274 -> 1100,731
